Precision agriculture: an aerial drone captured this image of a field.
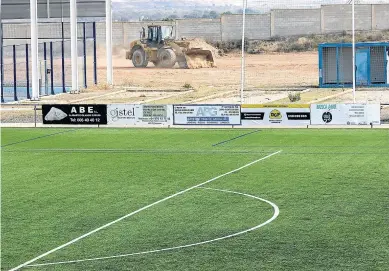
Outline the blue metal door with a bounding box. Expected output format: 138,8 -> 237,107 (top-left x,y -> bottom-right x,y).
356,49 -> 369,85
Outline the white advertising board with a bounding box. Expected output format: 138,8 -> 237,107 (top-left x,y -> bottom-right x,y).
241,105 -> 311,126
107,104 -> 173,126
310,104 -> 381,125
173,105 -> 241,125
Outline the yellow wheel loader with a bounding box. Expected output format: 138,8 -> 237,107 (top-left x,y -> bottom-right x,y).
125,25 -> 215,69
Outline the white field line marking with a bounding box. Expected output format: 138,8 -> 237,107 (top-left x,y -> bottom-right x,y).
182,90 -> 236,104
9,150 -> 282,271
26,187 -> 279,268
138,89 -> 194,104
307,89 -> 353,104
71,90 -> 127,103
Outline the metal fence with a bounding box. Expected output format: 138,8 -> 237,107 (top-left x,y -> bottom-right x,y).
0,22 -> 98,103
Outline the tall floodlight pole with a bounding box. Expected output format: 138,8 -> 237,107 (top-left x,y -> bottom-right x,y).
352,0 -> 356,103
31,0 -> 39,100
240,0 -> 247,104
70,0 -> 79,93
106,0 -> 113,85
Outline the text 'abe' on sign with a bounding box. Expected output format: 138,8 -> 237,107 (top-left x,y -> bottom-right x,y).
42,104 -> 107,125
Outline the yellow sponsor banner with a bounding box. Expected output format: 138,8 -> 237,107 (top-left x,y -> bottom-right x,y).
242,104 -> 310,108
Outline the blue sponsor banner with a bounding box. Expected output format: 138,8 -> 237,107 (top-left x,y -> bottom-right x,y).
173,105 -> 241,125
188,117 -> 229,122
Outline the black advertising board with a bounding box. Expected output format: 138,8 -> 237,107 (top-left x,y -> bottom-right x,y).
286,112 -> 311,120
241,105 -> 311,126
241,112 -> 265,120
42,104 -> 107,125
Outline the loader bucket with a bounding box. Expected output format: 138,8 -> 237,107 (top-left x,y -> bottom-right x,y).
183,49 -> 215,69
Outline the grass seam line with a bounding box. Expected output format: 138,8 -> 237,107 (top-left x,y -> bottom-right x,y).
25,187 -> 279,268
1,129 -> 77,148
212,130 -> 261,147
9,150 -> 282,271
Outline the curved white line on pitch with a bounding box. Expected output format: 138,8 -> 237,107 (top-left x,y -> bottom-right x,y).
10,151 -> 281,271
26,187 -> 279,268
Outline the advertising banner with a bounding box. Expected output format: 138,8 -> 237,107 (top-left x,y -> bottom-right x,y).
138,105 -> 173,125
42,104 -> 107,125
173,104 -> 241,125
310,104 -> 381,125
241,104 -> 311,126
107,104 -> 173,126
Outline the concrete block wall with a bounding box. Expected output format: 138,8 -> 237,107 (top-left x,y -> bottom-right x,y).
95,22 -> 125,45
3,23 -> 88,46
176,19 -> 221,42
271,9 -> 321,37
2,4 -> 389,46
321,4 -> 372,33
221,14 -> 271,41
372,4 -> 389,30
4,22 -> 91,40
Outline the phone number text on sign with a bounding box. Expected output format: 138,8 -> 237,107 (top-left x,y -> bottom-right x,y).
173,105 -> 241,125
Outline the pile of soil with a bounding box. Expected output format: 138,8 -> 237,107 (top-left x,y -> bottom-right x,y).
185,38 -> 218,68
185,55 -> 215,69
186,39 -> 219,58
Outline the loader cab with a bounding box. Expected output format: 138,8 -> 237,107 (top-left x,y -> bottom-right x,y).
141,25 -> 175,45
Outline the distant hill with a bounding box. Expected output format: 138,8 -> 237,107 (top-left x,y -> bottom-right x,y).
112,0 -> 388,21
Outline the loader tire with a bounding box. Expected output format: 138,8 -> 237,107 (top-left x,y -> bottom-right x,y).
158,49 -> 176,68
132,49 -> 148,68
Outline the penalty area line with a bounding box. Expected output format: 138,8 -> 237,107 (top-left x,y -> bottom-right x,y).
9,150 -> 281,271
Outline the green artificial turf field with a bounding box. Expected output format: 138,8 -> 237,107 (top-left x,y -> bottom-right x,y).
1,128 -> 389,270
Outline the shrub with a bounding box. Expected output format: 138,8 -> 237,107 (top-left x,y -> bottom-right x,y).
288,92 -> 301,102
183,83 -> 193,89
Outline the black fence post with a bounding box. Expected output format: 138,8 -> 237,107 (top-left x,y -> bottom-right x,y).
13,45 -> 18,101
26,44 -> 30,99
83,22 -> 87,89
93,22 -> 97,85
61,21 -> 66,93
50,42 -> 54,95
43,42 -> 48,95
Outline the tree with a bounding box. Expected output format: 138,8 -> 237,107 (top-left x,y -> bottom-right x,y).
168,14 -> 179,19
209,11 -> 219,19
237,8 -> 259,14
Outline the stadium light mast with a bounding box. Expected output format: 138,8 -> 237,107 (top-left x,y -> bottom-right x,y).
106,0 -> 113,85
70,0 -> 79,93
240,0 -> 247,104
352,0 -> 356,103
31,0 -> 39,100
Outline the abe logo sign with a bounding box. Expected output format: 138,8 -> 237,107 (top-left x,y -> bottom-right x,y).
42,104 -> 107,125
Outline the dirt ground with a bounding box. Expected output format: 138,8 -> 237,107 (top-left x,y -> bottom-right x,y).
97,51 -> 318,90
2,50 -> 389,123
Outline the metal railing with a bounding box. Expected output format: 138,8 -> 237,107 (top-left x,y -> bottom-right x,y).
1,22 -> 98,103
